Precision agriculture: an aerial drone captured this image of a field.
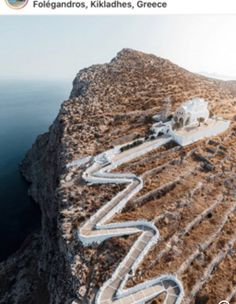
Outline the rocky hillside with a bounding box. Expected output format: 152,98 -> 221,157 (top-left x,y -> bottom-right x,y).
0,49 -> 235,304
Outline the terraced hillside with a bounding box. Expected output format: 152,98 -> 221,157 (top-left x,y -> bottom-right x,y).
55,49 -> 236,304
7,48 -> 235,304
115,131 -> 236,303
63,127 -> 236,303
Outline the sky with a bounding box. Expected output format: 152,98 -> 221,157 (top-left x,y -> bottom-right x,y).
0,15 -> 236,81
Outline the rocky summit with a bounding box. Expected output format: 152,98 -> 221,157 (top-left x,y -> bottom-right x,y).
0,49 -> 236,304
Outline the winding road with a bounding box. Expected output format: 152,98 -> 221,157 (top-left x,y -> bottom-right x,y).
72,136 -> 184,304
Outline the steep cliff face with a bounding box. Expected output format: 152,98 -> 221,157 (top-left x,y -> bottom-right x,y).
0,49 -> 235,304
0,116 -> 75,303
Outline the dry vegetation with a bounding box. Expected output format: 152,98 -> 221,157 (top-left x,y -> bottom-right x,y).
58,49 -> 236,304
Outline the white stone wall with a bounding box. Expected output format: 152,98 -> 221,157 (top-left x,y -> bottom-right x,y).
172,119 -> 230,146
75,136 -> 184,304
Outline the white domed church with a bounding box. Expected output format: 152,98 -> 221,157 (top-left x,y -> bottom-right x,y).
173,98 -> 209,128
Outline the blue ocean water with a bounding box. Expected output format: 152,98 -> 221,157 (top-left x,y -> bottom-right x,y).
0,79 -> 70,261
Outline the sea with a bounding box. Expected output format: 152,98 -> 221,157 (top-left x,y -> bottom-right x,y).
0,79 -> 70,261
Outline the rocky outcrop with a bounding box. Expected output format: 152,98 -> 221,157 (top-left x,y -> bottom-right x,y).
0,49 -> 235,304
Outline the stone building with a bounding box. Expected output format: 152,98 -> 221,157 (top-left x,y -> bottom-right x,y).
173,98 -> 209,128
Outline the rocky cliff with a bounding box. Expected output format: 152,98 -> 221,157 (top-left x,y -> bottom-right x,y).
0,49 -> 235,304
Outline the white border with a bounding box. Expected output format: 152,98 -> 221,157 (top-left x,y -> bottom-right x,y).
2,0 -> 236,15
